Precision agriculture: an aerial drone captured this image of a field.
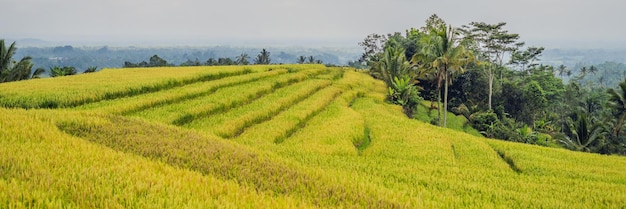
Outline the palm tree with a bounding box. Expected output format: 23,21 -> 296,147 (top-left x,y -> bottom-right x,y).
598,76 -> 605,89
378,45 -> 411,88
307,56 -> 315,64
235,53 -> 250,65
579,66 -> 588,78
0,40 -> 18,77
412,42 -> 444,122
607,78 -> 626,139
557,64 -> 567,79
561,111 -> 608,152
49,66 -> 77,77
414,24 -> 474,127
4,57 -> 33,81
84,66 -> 98,73
588,65 -> 598,75
254,49 -> 271,64
297,56 -> 306,64
31,68 -> 45,78
373,44 -> 423,117
0,39 -> 41,82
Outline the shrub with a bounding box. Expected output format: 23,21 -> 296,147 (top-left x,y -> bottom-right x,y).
469,111 -> 499,132
388,76 -> 422,118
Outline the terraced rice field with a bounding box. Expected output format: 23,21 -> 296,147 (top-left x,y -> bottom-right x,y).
1,64 -> 625,208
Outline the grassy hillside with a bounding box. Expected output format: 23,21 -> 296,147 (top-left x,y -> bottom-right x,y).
1,64 -> 625,208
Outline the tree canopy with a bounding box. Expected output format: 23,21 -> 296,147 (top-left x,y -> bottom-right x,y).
359,14 -> 626,155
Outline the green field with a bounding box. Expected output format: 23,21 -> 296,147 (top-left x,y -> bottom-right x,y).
1,64 -> 625,208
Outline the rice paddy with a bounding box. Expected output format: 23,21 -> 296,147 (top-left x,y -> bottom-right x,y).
1,64 -> 625,208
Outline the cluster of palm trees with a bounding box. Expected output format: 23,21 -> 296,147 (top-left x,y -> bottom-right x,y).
129,49 -> 272,68
362,16 -> 626,154
0,40 -> 45,83
371,23 -> 474,127
558,80 -> 626,153
296,56 -> 323,64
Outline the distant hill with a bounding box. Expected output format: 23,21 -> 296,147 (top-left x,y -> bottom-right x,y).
12,45 -> 361,71
542,48 -> 626,67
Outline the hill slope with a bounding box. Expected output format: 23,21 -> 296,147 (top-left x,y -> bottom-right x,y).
1,64 -> 625,208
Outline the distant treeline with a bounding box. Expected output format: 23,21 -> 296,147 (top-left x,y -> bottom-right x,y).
123,49 -> 328,68
14,45 -> 351,72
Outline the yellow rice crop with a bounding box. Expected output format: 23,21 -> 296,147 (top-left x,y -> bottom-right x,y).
1,64 -> 625,208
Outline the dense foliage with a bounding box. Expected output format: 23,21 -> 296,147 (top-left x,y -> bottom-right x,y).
359,14 -> 626,155
0,39 -> 45,82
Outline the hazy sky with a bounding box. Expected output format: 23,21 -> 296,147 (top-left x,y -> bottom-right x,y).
2,0 -> 626,48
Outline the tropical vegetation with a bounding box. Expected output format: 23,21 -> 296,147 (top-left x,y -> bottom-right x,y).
0,64 -> 625,208
358,14 -> 626,155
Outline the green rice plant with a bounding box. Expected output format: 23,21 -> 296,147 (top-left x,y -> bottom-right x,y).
186,79 -> 332,138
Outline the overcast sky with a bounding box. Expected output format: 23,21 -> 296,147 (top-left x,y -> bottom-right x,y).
2,0 -> 625,48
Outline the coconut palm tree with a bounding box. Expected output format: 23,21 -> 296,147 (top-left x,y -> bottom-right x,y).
31,67 -> 45,78
607,78 -> 626,138
414,24 -> 475,127
307,56 -> 315,64
0,39 -> 43,82
557,64 -> 567,79
236,53 -> 250,65
598,76 -> 605,89
579,66 -> 588,78
588,65 -> 598,75
254,49 -> 271,64
561,111 -> 608,152
297,56 -> 306,64
378,45 -> 411,88
0,39 -> 17,76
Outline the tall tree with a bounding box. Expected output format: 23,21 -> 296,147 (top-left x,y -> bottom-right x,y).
420,14 -> 446,33
561,111 -> 608,152
557,64 -> 568,79
49,66 -> 77,77
464,22 -> 522,110
307,56 -> 316,64
378,45 -> 411,88
522,81 -> 548,125
588,65 -> 598,75
358,34 -> 387,65
297,56 -> 306,64
0,40 -> 41,82
607,78 -> 626,139
254,49 -> 271,64
509,46 -> 545,73
417,24 -> 474,127
0,40 -> 17,77
374,44 -> 423,117
148,55 -> 168,67
236,53 -> 250,65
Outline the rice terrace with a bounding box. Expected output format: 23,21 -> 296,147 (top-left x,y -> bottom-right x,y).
0,64 -> 624,208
